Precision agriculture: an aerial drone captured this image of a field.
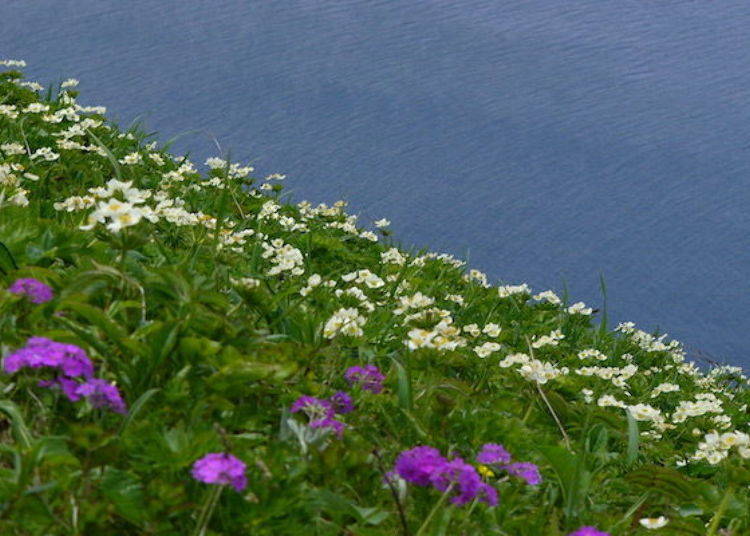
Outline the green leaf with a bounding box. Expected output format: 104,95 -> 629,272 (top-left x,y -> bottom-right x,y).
100,467 -> 146,523
0,240 -> 17,274
0,400 -> 32,449
625,411 -> 639,465
390,355 -> 412,410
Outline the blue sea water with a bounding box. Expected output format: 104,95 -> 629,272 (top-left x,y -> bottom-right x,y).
2,1 -> 749,366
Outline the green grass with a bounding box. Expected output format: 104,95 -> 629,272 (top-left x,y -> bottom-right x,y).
0,61 -> 748,535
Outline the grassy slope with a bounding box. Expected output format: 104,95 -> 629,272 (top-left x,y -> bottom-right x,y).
0,64 -> 748,535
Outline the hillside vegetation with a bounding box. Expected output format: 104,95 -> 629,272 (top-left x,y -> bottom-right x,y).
0,60 -> 748,535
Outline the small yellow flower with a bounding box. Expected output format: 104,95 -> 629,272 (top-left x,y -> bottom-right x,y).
477,465 -> 494,479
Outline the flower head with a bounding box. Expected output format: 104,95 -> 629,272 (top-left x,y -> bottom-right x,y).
75,378 -> 127,414
429,457 -> 483,505
502,462 -> 542,486
329,391 -> 355,414
3,337 -> 94,379
191,452 -> 247,492
476,443 -> 512,465
639,516 -> 668,529
568,527 -> 611,536
309,416 -> 346,437
39,377 -> 82,401
7,278 -> 54,304
344,365 -> 385,394
290,396 -> 334,421
395,446 -> 448,486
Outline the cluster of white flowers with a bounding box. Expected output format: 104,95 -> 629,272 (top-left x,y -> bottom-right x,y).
260,238 -> 305,276
518,359 -> 567,384
405,318 -> 466,352
474,342 -> 502,358
463,269 -> 490,287
322,307 -> 366,338
533,290 -> 562,305
381,247 -> 407,265
393,292 -> 435,315
671,393 -> 724,423
205,157 -> 253,179
692,430 -> 750,465
566,301 -> 593,315
576,364 -> 639,388
577,348 -> 608,361
300,274 -> 336,297
497,283 -> 531,298
231,277 -> 261,290
341,269 -> 385,289
334,286 -> 375,312
650,382 -> 680,398
531,329 -> 565,349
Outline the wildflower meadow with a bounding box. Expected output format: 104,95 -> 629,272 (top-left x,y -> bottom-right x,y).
0,60 -> 749,535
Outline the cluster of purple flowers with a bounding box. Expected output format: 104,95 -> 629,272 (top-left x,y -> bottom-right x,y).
7,278 -> 54,304
344,364 -> 385,393
191,452 -> 247,492
392,443 -> 544,507
393,446 -> 499,506
290,365 -> 385,437
3,337 -> 126,414
568,527 -> 610,536
475,443 -> 543,486
290,394 -> 349,436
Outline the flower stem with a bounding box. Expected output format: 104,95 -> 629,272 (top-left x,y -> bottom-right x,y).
415,484 -> 453,536
192,485 -> 223,536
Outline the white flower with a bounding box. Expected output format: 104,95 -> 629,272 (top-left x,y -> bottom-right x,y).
118,152 -> 142,165
231,277 -> 260,290
474,342 -> 501,359
628,404 -> 663,423
323,308 -> 366,339
374,218 -> 390,228
531,329 -> 564,348
61,78 -> 79,88
566,301 -> 593,315
381,247 -> 406,265
517,359 -> 563,384
482,323 -> 502,337
205,157 -> 227,169
639,516 -> 668,529
497,283 -> 530,298
499,353 -> 530,368
533,290 -> 561,305
0,143 -> 25,155
0,59 -> 26,68
30,147 -> 59,161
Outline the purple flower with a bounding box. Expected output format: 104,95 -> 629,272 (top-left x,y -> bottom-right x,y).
39,377 -> 82,401
3,337 -> 94,379
191,452 -> 247,492
568,527 -> 610,536
291,395 -> 347,437
344,365 -> 385,393
393,446 -> 500,508
476,482 -> 499,507
8,278 -> 54,304
429,457 -> 483,505
75,379 -> 127,414
395,446 -> 448,486
476,443 -> 512,465
290,395 -> 334,420
310,416 -> 346,437
329,391 -> 355,414
502,462 -> 542,486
